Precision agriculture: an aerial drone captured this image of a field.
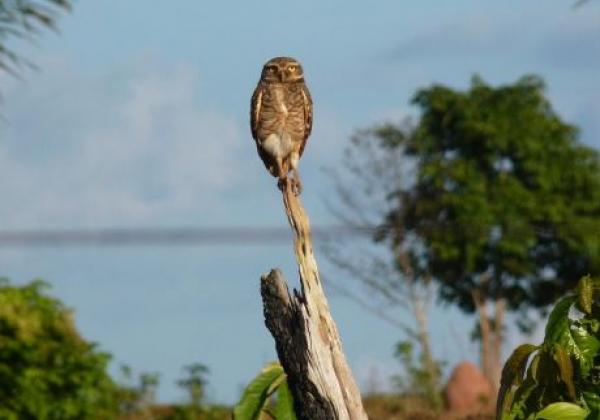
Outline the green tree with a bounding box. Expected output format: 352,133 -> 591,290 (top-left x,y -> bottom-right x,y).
0,0 -> 72,76
0,278 -> 118,419
177,363 -> 210,411
350,75 -> 600,390
116,364 -> 160,419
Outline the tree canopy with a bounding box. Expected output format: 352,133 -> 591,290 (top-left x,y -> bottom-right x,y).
375,75 -> 600,314
0,279 -> 118,419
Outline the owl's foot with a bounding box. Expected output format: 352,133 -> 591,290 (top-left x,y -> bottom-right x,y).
277,177 -> 289,192
277,177 -> 301,195
290,177 -> 302,196
289,168 -> 302,195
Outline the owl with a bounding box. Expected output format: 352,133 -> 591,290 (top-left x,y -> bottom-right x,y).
250,57 -> 313,195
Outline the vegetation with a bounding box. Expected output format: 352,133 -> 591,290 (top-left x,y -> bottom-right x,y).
0,278 -> 231,420
0,278 -> 118,419
339,74 -> 600,389
391,339 -> 444,409
326,108 -> 442,408
2,2 -> 598,417
498,275 -> 600,420
169,363 -> 212,419
0,0 -> 72,77
234,362 -> 296,420
117,365 -> 160,418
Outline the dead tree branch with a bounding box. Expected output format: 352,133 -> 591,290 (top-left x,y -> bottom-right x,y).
260,184 -> 369,420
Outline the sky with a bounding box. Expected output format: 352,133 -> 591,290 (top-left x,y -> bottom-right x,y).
1,0 -> 599,404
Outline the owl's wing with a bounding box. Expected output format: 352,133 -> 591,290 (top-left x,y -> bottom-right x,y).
299,84 -> 313,157
250,83 -> 264,141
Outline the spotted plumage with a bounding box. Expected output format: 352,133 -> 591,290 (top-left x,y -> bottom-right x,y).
250,57 -> 313,194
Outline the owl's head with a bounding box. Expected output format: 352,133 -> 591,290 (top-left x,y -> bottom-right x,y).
260,57 -> 304,83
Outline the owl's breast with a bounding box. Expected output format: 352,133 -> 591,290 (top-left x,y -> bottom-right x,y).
257,85 -> 306,138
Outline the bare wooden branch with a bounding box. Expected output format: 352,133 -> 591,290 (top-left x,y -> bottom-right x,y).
261,185 -> 369,420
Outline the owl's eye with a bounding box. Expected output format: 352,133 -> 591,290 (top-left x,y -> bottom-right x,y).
267,66 -> 276,73
288,65 -> 297,72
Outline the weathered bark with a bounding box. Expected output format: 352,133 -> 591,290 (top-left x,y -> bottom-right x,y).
261,185 -> 369,420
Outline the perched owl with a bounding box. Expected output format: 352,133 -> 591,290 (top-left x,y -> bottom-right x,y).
250,57 -> 313,195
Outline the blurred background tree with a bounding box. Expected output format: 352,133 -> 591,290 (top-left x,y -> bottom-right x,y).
178,363 -> 209,406
0,0 -> 72,77
325,120 -> 443,408
117,364 -> 161,419
171,363 -> 210,419
336,74 -> 600,393
0,278 -> 118,419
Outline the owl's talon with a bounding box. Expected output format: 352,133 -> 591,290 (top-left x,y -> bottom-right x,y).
292,178 -> 302,196
277,178 -> 287,192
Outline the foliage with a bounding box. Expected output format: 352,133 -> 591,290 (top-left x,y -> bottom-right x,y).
362,393 -> 442,420
497,276 -> 600,420
116,364 -> 161,417
159,405 -> 231,420
391,340 -> 444,410
373,74 -> 600,315
234,362 -> 296,420
0,0 -> 72,77
0,278 -> 118,419
169,363 -> 211,419
116,363 -> 223,420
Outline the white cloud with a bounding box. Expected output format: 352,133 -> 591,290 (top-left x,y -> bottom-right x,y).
0,57 -> 244,228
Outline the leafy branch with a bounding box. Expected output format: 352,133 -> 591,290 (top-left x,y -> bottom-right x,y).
0,0 -> 72,77
497,275 -> 600,420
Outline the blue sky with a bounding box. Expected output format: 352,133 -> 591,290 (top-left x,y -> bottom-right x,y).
1,0 -> 599,404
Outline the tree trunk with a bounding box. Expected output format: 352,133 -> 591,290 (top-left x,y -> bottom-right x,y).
472,289 -> 492,386
412,293 -> 440,402
260,185 -> 369,420
490,298 -> 506,392
472,289 -> 505,395
397,252 -> 440,404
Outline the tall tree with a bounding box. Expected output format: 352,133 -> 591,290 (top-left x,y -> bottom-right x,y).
0,0 -> 72,77
345,75 -> 600,391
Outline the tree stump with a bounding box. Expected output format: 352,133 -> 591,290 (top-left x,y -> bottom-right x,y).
261,184 -> 369,420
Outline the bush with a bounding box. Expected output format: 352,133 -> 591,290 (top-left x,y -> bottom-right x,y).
0,279 -> 118,419
497,275 -> 600,420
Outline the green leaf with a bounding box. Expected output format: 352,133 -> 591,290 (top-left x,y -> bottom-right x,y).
534,402 -> 588,420
497,344 -> 538,417
582,391 -> 600,413
534,351 -> 559,387
544,296 -> 576,346
570,323 -> 600,376
577,275 -> 594,314
234,362 -> 286,420
553,344 -> 576,400
273,381 -> 296,420
504,372 -> 539,420
541,295 -> 600,376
